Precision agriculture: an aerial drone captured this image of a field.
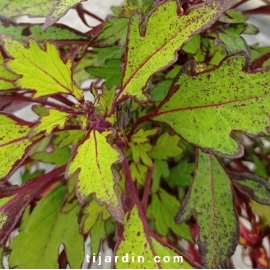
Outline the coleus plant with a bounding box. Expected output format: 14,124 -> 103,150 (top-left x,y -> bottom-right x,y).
1,0 -> 270,268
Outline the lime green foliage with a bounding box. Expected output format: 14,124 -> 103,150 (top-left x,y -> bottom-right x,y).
9,185 -> 84,268
215,23 -> 249,53
98,85 -> 117,117
0,53 -> 17,90
154,53 -> 270,157
130,162 -> 147,185
167,160 -> 194,187
119,0 -> 228,101
129,128 -> 157,167
2,36 -> 83,100
116,206 -> 192,269
250,201 -> 270,226
21,169 -> 44,184
0,114 -> 33,180
151,160 -> 169,192
0,0 -> 56,17
81,199 -> 110,234
31,108 -> 71,136
149,132 -> 182,159
91,17 -> 129,47
32,147 -> 71,167
233,176 -> 270,205
54,130 -> 86,148
176,150 -> 238,268
147,189 -> 192,241
150,80 -> 172,102
86,59 -> 122,89
43,0 -> 83,29
0,19 -> 87,42
0,197 -> 14,228
81,199 -> 110,255
129,129 -> 157,184
151,238 -> 193,269
66,130 -> 124,222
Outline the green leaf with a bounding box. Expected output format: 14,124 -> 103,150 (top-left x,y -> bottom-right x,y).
0,52 -> 17,91
129,142 -> 153,166
9,185 -> 84,268
130,162 -> 147,185
214,23 -> 249,53
233,173 -> 270,205
147,189 -> 192,241
175,150 -> 238,268
30,108 -> 71,137
66,130 -> 124,222
151,160 -> 169,193
149,80 -> 172,102
21,169 -> 45,184
81,199 -> 110,256
0,114 -> 34,181
116,206 -> 192,269
150,238 -> 193,269
90,214 -> 106,255
32,146 -> 71,167
182,34 -> 201,54
86,59 -> 122,89
149,132 -> 182,159
0,0 -> 56,18
0,17 -> 87,42
54,130 -> 86,148
81,199 -> 110,234
2,36 -> 84,101
166,160 -> 194,187
250,201 -> 270,226
153,52 -> 270,157
97,85 -> 117,117
0,166 -> 66,245
91,17 -> 129,47
131,128 -> 158,144
118,0 -> 232,101
61,175 -> 77,213
43,0 -> 83,30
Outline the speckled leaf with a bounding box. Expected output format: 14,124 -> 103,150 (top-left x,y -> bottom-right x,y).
91,17 -> 129,47
118,0 -> 232,101
0,114 -> 34,181
66,130 -> 124,222
0,17 -> 87,42
0,52 -> 17,91
233,173 -> 270,205
175,149 -> 238,268
153,52 -> 270,157
0,0 -> 56,18
2,36 -> 84,101
30,108 -> 71,137
9,184 -> 84,268
116,206 -> 192,269
43,0 -> 83,30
